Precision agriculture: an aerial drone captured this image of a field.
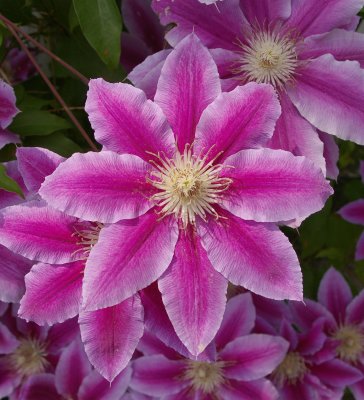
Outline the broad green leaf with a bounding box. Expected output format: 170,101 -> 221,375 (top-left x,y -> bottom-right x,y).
9,111 -> 72,136
0,164 -> 24,198
73,0 -> 122,69
69,2 -> 79,32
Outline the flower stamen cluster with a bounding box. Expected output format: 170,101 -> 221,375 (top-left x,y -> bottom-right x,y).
333,325 -> 364,363
184,360 -> 225,393
272,351 -> 307,386
72,222 -> 103,260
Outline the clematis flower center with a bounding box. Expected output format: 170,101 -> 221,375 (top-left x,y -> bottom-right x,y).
235,27 -> 298,88
272,351 -> 307,386
9,338 -> 49,377
332,325 -> 364,363
72,222 -> 103,259
184,361 -> 225,393
148,145 -> 232,227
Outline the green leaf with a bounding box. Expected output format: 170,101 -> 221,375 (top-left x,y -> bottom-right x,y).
73,0 -> 122,69
0,164 -> 24,198
9,111 -> 72,136
69,2 -> 79,32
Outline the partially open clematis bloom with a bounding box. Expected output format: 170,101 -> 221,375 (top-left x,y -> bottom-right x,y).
0,147 -> 144,382
38,33 -> 332,360
338,162 -> 364,260
150,0 -> 364,179
0,304 -> 78,399
131,293 -> 288,400
0,80 -> 20,149
19,339 -> 134,400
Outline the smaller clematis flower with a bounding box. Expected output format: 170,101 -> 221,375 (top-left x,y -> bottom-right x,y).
0,80 -> 20,149
0,305 -> 78,399
338,161 -> 364,260
131,293 -> 289,400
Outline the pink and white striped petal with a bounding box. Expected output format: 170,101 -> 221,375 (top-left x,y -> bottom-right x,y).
218,378 -> 279,400
19,261 -> 84,325
240,0 -> 291,26
155,33 -> 221,152
79,296 -> 144,382
197,211 -> 303,301
0,81 -> 19,129
40,151 -> 153,223
222,148 -> 332,223
318,131 -> 339,180
194,83 -> 280,163
86,79 -> 174,160
83,212 -> 178,311
158,228 -> 227,356
287,55 -> 364,145
339,199 -> 364,226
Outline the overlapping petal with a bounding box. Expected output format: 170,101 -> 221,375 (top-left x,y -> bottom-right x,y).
339,199 -> 364,225
83,212 -> 178,311
86,79 -> 174,160
40,151 -> 153,223
158,227 -> 227,356
239,0 -> 291,26
287,55 -> 364,145
0,81 -> 19,129
18,374 -> 62,400
155,33 -> 221,152
318,131 -> 339,180
0,322 -> 19,354
222,148 -> 332,223
18,261 -> 84,325
218,378 -> 279,400
79,296 -> 144,382
194,83 -> 280,163
197,210 -> 303,300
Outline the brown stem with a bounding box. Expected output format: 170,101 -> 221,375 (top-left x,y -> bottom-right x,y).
0,14 -> 89,85
3,21 -> 98,151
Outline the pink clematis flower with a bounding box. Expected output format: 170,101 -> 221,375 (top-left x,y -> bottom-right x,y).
149,0 -> 364,179
38,34 -> 332,360
338,162 -> 364,260
19,339 -> 134,400
0,80 -> 20,149
0,304 -> 78,399
131,293 -> 288,400
0,147 -> 144,382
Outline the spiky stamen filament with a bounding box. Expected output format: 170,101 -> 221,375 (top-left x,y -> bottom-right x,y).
9,338 -> 49,377
184,361 -> 225,393
72,222 -> 103,259
234,26 -> 299,89
272,351 -> 307,386
148,145 -> 232,227
332,325 -> 364,363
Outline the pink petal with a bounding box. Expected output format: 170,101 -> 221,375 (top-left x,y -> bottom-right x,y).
318,267 -> 352,324
220,334 -> 289,381
351,379 -> 364,400
222,148 -> 332,223
300,29 -> 364,68
46,318 -> 80,354
158,227 -> 227,356
55,339 -> 91,398
218,378 -> 279,400
296,319 -> 327,355
0,81 -> 19,129
268,92 -> 326,176
356,232 -> 364,261
40,151 -> 153,223
214,293 -> 256,351
130,355 -> 187,396
120,32 -> 152,74
287,55 -> 364,145
78,368 -> 132,400
198,211 -> 303,300
0,358 -> 20,398
310,359 -> 362,387
19,374 -> 62,400
83,212 -> 178,311
18,261 -> 83,325
155,33 -> 220,152
194,83 -> 281,163
0,161 -> 26,209
339,200 -> 364,225
0,244 -> 32,303
141,283 -> 191,358
16,147 -> 64,194
0,202 -> 81,264
318,131 -> 339,180
0,129 -> 20,149
346,290 -> 364,325
128,50 -> 171,100
0,321 -> 19,354
240,0 -> 291,25
138,330 -> 182,359
79,296 -> 144,382
152,0 -> 246,50
86,79 -> 174,160
284,0 -> 364,38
